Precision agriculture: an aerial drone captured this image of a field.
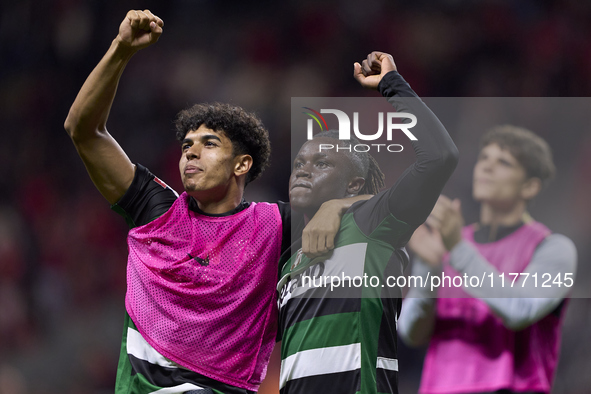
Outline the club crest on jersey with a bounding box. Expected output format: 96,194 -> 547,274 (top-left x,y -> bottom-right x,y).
290,249 -> 304,271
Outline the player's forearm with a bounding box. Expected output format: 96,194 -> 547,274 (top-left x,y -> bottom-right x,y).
301,195 -> 373,257
398,297 -> 436,347
378,71 -> 459,174
449,235 -> 576,330
321,194 -> 372,215
398,258 -> 438,347
64,38 -> 136,141
378,72 -> 458,228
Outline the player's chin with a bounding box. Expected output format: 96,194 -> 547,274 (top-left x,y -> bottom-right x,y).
472,186 -> 492,202
289,194 -> 312,213
290,187 -> 311,201
473,192 -> 509,207
183,180 -> 201,192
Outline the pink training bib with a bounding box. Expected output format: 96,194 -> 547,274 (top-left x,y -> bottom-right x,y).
420,221 -> 563,394
126,192 -> 282,391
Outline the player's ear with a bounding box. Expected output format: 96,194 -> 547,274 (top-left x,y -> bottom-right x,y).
347,177 -> 365,195
521,177 -> 542,201
234,154 -> 253,177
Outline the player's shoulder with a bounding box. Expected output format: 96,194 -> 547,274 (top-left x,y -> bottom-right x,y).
250,201 -> 289,223
254,200 -> 283,207
347,189 -> 387,213
135,163 -> 177,194
534,233 -> 578,271
251,200 -> 286,211
273,200 -> 291,213
542,233 -> 577,253
114,163 -> 179,228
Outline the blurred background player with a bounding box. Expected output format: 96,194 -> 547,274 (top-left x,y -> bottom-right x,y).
64,9 -> 362,394
398,125 -> 577,394
277,51 -> 458,394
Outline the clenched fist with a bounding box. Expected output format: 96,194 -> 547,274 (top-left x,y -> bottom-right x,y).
116,10 -> 164,51
354,51 -> 397,90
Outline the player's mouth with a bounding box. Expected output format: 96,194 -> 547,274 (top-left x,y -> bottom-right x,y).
474,177 -> 493,185
290,182 -> 312,190
184,164 -> 203,174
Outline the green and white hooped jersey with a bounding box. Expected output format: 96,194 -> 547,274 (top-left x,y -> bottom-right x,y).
278,210 -> 410,394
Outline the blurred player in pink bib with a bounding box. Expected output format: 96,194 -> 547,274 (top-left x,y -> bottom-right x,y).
399,125 -> 577,394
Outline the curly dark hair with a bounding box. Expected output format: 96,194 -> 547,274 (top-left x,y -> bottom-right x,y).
174,102 -> 271,185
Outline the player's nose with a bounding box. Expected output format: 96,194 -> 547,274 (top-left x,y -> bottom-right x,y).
185,144 -> 201,160
295,164 -> 311,177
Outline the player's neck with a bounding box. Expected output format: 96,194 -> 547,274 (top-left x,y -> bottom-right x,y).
302,207 -> 321,224
190,184 -> 244,214
480,200 -> 526,227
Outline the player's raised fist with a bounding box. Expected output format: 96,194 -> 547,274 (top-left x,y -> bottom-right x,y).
353,51 -> 397,90
117,10 -> 164,51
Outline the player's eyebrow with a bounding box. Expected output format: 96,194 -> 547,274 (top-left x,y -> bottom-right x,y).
200,134 -> 222,142
182,134 -> 223,145
295,151 -> 329,160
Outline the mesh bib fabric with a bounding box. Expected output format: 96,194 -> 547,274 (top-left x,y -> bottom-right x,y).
125,192 -> 282,391
420,221 -> 563,394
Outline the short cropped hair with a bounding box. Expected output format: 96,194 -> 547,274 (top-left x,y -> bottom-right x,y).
175,103 -> 271,185
313,130 -> 385,195
480,125 -> 556,185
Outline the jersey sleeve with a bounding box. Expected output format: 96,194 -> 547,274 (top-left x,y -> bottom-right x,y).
398,257 -> 439,347
111,163 -> 179,228
352,71 -> 459,245
448,234 -> 577,330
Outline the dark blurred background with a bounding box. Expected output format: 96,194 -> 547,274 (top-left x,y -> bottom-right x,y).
1,0 -> 591,393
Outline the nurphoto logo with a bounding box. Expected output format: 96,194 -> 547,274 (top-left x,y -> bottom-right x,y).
302,107 -> 417,153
